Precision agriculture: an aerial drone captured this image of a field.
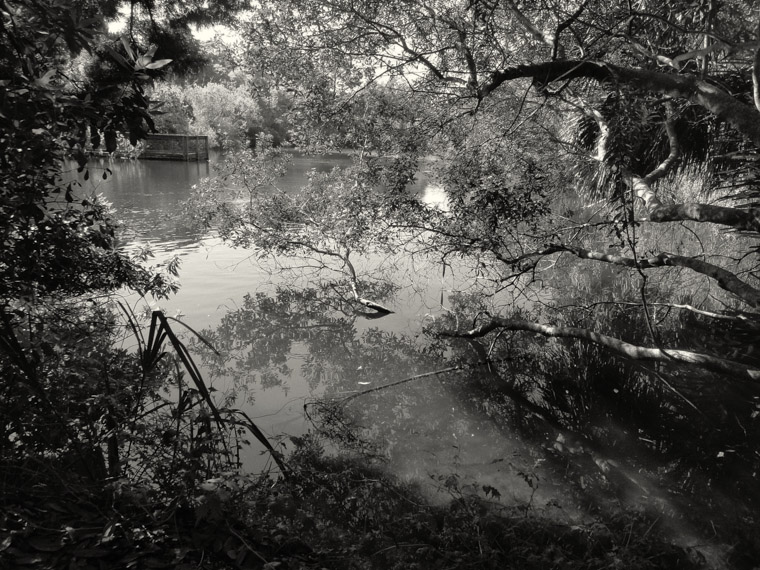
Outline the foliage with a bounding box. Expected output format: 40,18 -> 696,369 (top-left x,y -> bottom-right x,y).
186,143 -> 423,312
0,428 -> 704,569
104,0 -> 248,76
150,75 -> 294,147
149,82 -> 194,133
0,298 -> 289,568
246,89 -> 293,148
206,0 -> 760,560
261,436 -> 701,570
233,0 -> 760,400
0,0 -> 175,300
182,82 -> 262,150
6,0 -> 760,567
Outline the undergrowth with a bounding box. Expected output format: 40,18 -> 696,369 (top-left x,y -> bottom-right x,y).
1,431 -> 703,569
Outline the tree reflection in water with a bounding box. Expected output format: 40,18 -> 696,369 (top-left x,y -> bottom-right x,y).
189,274 -> 760,548
188,281 -> 576,515
189,279 -> 413,397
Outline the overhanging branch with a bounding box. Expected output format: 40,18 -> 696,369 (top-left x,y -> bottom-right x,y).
441,317 -> 760,382
481,60 -> 760,146
502,244 -> 760,308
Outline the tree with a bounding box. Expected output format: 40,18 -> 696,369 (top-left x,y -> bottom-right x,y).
186,141 -> 404,313
183,82 -> 261,149
224,0 -> 760,533
237,0 -> 760,381
0,3 -> 291,568
0,0 -> 178,301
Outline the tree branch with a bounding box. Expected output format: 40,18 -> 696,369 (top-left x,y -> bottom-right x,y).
552,0 -> 589,60
753,23 -> 760,113
503,0 -> 555,50
672,40 -> 759,68
481,60 -> 760,146
501,244 -> 760,308
554,244 -> 760,308
643,101 -> 679,185
441,317 -> 760,381
647,203 -> 760,231
483,61 -> 760,232
627,167 -> 760,234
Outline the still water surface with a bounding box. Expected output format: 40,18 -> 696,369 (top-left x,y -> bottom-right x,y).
70,154 -> 727,545
68,155 -> 739,558
71,154 -> 512,481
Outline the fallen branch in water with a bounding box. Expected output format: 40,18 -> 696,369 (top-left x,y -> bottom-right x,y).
344,254 -> 393,314
340,363 -> 487,404
356,297 -> 393,314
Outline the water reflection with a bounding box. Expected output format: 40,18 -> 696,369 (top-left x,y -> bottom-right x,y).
71,151 -> 438,247
68,152 -> 357,245
192,282 -> 416,398
187,283 -> 575,514
66,157 -> 210,243
62,151 -> 760,558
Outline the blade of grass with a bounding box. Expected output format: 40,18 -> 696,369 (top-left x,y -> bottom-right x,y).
165,315 -> 221,356
153,312 -> 230,455
228,409 -> 290,476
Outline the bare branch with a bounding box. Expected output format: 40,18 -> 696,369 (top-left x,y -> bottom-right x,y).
553,244 -> 760,308
672,40 -> 759,67
647,203 -> 760,231
441,317 -> 760,381
499,244 -> 760,308
623,117 -> 760,234
643,101 -> 679,184
552,0 -> 590,60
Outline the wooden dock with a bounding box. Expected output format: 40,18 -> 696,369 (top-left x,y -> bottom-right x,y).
142,134 -> 209,161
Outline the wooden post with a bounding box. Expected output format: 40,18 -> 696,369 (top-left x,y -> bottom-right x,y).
183,135 -> 189,161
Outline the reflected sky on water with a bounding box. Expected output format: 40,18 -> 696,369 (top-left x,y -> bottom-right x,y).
60,152 -> 727,551
60,152 -> 755,553
68,154 -> 486,475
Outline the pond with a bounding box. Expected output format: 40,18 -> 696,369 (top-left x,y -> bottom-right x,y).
69,153 -> 725,549
71,153 -> 519,476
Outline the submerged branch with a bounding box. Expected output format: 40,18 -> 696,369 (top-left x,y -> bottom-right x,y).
343,252 -> 393,314
441,318 -> 760,382
340,364 -> 478,403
